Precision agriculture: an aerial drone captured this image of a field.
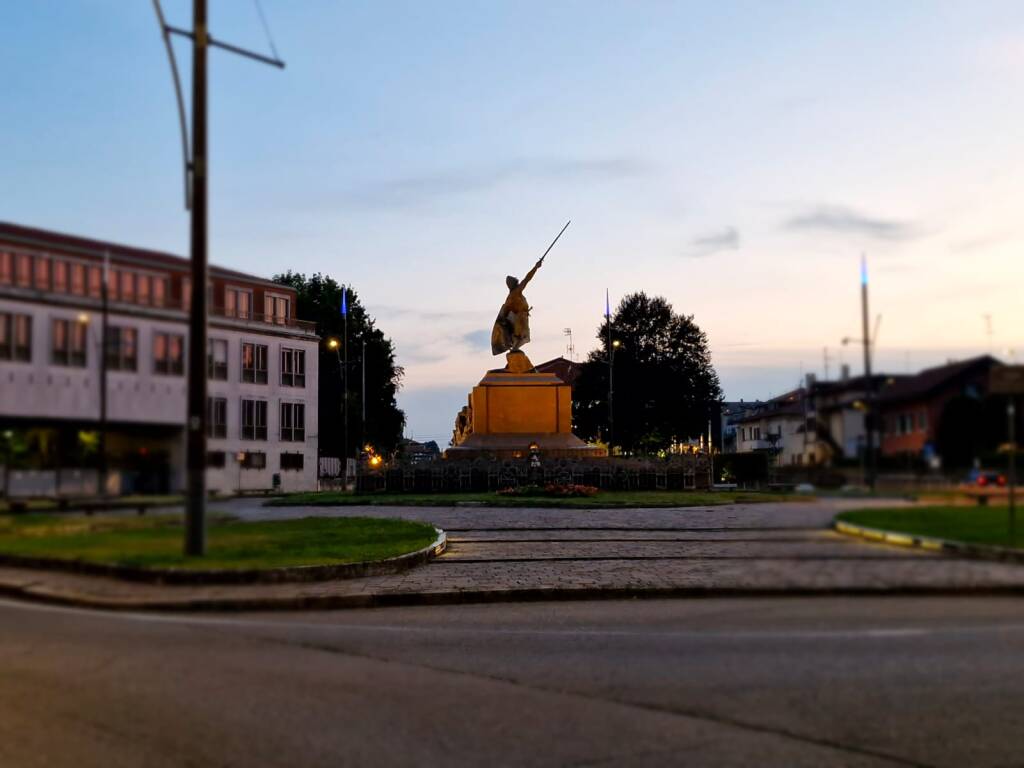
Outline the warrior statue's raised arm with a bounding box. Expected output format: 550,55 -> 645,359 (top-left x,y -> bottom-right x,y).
489,221 -> 570,358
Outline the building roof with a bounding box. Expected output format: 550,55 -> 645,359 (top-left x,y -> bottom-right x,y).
878,355 -> 1001,404
0,221 -> 287,291
535,356 -> 583,386
733,389 -> 806,424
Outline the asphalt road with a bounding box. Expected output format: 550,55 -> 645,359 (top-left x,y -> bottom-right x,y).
3,596 -> 1024,767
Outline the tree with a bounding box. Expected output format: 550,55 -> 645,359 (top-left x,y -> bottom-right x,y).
573,292 -> 722,454
273,272 -> 405,459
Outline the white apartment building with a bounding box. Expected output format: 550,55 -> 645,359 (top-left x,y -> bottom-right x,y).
0,222 -> 319,496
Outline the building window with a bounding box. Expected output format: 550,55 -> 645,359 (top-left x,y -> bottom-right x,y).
118,270 -> 135,303
33,255 -> 50,291
207,397 -> 228,438
280,348 -> 305,387
918,411 -> 928,431
87,265 -> 102,298
105,326 -> 138,371
240,451 -> 267,469
70,263 -> 85,295
0,252 -> 11,284
206,451 -> 226,468
16,254 -> 32,287
152,276 -> 167,307
154,332 -> 185,375
241,399 -> 268,440
51,318 -> 87,367
225,286 -> 253,319
264,294 -> 290,324
241,342 -> 268,384
0,313 -> 31,362
208,338 -> 228,380
53,261 -> 68,293
280,402 -> 305,442
137,274 -> 151,305
280,452 -> 304,471
33,255 -> 51,291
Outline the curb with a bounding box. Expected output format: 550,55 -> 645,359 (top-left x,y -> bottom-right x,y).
834,520 -> 1024,565
6,581 -> 1024,614
0,529 -> 447,585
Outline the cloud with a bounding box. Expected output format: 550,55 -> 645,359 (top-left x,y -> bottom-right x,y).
461,329 -> 492,351
340,156 -> 650,210
686,226 -> 739,258
783,205 -> 917,241
948,231 -> 1015,254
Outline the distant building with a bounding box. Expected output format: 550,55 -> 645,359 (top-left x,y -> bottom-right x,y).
732,389 -> 814,465
877,355 -> 1000,463
534,356 -> 583,387
0,222 -> 320,495
809,373 -> 906,462
401,438 -> 441,464
719,400 -> 762,453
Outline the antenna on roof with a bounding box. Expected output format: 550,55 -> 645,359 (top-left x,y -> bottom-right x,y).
563,327 -> 575,361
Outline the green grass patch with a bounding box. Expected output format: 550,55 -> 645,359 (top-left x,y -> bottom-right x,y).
0,495 -> 184,514
0,514 -> 438,570
268,490 -> 809,509
838,505 -> 1024,549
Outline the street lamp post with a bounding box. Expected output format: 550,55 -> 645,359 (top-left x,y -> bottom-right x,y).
327,338 -> 345,482
608,339 -> 621,452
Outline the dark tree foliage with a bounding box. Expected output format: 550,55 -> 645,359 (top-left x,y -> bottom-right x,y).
273,272 -> 405,458
573,292 -> 723,454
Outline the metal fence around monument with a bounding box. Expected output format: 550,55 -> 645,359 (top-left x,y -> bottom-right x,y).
354,454 -> 712,494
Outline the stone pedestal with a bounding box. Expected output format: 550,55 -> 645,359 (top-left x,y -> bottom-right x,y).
447,352 -> 606,459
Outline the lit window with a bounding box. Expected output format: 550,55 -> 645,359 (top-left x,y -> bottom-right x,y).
137,274 -> 151,305
241,342 -> 268,384
0,252 -> 11,284
16,254 -> 31,287
154,332 -> 185,375
0,313 -> 31,362
53,261 -> 68,293
34,256 -> 50,290
51,318 -> 87,367
70,263 -> 86,295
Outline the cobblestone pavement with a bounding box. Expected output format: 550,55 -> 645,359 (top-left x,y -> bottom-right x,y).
3,499 -> 1024,609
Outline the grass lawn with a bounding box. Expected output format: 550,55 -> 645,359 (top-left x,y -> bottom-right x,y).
0,495 -> 183,514
268,490 -> 808,508
838,505 -> 1024,549
0,514 -> 438,570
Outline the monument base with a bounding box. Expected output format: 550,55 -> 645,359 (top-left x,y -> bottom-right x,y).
447,353 -> 607,460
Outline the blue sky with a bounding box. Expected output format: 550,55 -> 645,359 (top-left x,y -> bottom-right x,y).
3,1 -> 1024,444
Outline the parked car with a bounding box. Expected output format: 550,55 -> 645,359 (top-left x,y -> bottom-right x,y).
962,469 -> 1007,489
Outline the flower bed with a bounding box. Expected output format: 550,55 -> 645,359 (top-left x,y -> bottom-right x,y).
496,483 -> 599,498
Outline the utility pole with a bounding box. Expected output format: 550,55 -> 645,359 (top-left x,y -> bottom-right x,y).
606,290 -> 614,451
184,0 -> 209,557
153,0 -> 284,556
1009,396 -> 1017,541
861,255 -> 876,491
98,251 -> 109,496
361,338 -> 366,451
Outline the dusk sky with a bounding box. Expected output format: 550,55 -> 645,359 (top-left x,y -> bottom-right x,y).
3,1 -> 1023,445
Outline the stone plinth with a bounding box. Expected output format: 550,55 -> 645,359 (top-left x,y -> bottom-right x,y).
447,359 -> 606,459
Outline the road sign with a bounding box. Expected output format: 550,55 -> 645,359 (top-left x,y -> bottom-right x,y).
991,365 -> 1024,395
